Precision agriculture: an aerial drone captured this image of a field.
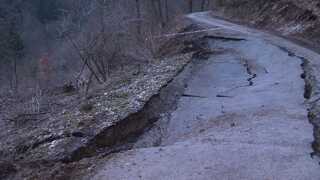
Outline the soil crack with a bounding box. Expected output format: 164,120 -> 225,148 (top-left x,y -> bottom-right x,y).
242,59 -> 257,86
182,94 -> 207,98
277,45 -> 320,156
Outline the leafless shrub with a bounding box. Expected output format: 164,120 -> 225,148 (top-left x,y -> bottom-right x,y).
75,72 -> 94,98
31,85 -> 43,113
0,0 -> 210,102
12,85 -> 43,116
56,0 -> 143,90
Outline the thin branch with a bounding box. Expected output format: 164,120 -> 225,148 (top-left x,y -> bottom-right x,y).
66,34 -> 102,83
152,27 -> 222,39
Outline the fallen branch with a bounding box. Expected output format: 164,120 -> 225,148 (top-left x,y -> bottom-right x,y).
152,27 -> 222,39
204,35 -> 246,41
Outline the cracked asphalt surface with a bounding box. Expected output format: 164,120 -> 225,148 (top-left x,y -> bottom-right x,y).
92,12 -> 320,180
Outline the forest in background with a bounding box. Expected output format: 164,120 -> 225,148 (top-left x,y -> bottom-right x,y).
0,0 -> 212,99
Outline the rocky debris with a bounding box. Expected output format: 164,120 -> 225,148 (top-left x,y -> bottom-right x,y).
0,19 -> 216,179
90,13 -> 320,179
0,53 -> 192,174
0,161 -> 17,179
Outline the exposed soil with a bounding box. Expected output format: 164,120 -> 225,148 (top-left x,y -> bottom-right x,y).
90,13 -> 320,180
0,20 -> 217,180
4,1 -> 320,179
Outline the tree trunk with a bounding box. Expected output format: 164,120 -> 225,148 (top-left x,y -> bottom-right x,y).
12,58 -> 18,93
189,0 -> 193,13
136,0 -> 141,36
201,0 -> 206,11
156,0 -> 165,27
164,0 -> 169,23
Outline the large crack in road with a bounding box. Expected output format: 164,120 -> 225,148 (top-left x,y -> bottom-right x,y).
242,59 -> 257,86
91,12 -> 320,180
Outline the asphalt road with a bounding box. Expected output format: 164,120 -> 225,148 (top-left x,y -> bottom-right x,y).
92,12 -> 320,180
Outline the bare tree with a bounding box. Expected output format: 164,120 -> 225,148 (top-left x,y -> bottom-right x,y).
201,0 -> 208,11
188,0 -> 193,13
152,0 -> 165,28
164,0 -> 169,22
135,0 -> 142,36
57,0 -> 129,90
0,3 -> 24,93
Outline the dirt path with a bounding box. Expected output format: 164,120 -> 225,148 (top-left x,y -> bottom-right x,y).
92,12 -> 320,180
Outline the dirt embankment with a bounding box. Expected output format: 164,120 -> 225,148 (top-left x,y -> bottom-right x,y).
0,19 -> 215,179
211,0 -> 320,47
209,0 -> 320,155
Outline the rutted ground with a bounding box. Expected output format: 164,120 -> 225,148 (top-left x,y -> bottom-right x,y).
91,13 -> 320,180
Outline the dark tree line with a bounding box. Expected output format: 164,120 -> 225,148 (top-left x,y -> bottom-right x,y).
0,0 -> 214,95
0,1 -> 24,92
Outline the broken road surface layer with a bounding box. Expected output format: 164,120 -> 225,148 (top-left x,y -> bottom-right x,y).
92,12 -> 320,180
